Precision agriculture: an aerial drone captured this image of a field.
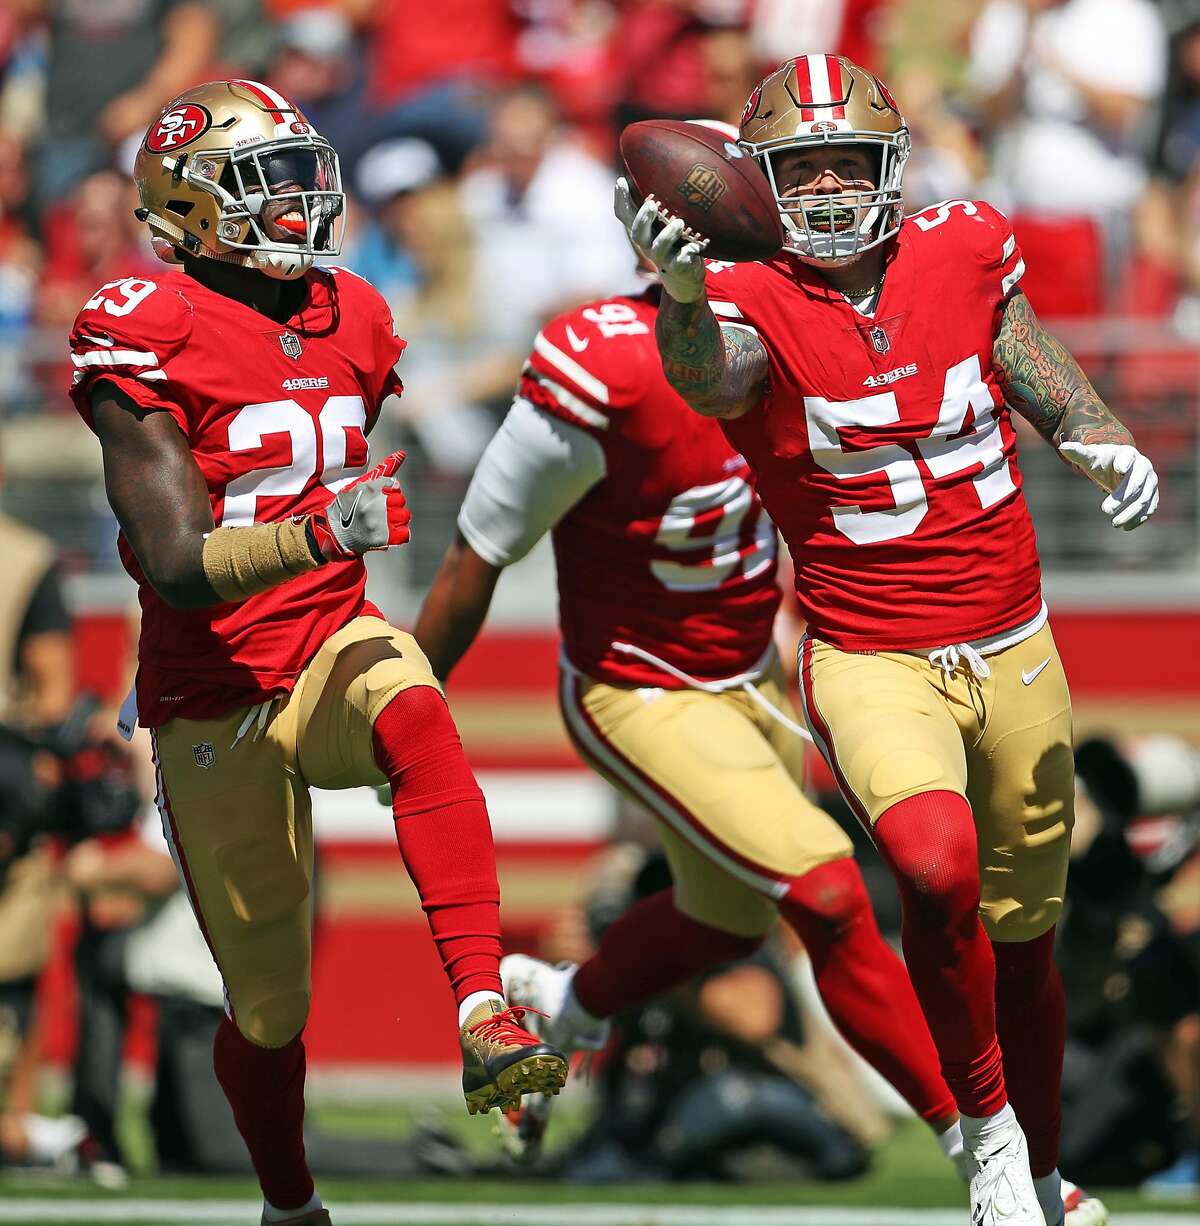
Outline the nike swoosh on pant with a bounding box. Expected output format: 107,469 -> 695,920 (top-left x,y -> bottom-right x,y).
1021,657 -> 1052,685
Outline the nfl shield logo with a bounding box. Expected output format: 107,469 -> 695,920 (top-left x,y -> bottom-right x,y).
192,742 -> 216,769
870,326 -> 890,354
279,332 -> 303,359
677,163 -> 727,213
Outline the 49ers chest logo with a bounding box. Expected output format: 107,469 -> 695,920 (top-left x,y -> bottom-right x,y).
145,103 -> 212,153
677,163 -> 727,213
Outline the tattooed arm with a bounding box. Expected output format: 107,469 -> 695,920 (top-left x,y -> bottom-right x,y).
655,294 -> 769,420
993,288 -> 1132,451
994,288 -> 1159,528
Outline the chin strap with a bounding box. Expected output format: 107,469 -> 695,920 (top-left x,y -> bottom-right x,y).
251,248 -> 313,280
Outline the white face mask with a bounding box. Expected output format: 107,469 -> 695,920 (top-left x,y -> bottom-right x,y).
167,136 -> 346,275
750,132 -> 911,266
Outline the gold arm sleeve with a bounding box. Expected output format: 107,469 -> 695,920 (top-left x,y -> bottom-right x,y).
201,519 -> 322,603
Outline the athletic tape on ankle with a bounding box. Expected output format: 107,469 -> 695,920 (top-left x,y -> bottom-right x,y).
202,519 -> 322,602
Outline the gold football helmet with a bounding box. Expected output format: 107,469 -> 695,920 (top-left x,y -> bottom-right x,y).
133,80 -> 344,281
739,54 -> 909,266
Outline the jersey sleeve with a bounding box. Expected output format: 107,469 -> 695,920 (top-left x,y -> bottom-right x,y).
369,289 -> 406,409
702,259 -> 765,341
68,277 -> 194,436
329,266 -> 406,423
458,397 -> 606,567
965,199 -> 1025,305
518,302 -> 653,438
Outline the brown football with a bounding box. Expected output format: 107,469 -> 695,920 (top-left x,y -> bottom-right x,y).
619,119 -> 784,263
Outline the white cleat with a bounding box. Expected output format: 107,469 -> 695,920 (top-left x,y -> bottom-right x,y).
500,954 -> 610,1053
1061,1179 -> 1108,1226
965,1110 -> 1046,1225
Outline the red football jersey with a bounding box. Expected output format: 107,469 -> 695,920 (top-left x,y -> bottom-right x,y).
714,199 -> 1043,650
69,266 -> 404,725
520,289 -> 781,687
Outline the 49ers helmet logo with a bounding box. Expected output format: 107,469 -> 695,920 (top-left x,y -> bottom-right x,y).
740,82 -> 764,128
145,103 -> 212,153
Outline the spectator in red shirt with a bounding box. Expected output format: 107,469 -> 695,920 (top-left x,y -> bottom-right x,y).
34,171 -> 155,404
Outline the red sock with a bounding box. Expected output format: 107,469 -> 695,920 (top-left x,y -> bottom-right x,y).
994,928 -> 1065,1177
872,791 -> 1007,1119
571,888 -> 761,1018
372,687 -> 502,1004
780,857 -> 957,1126
213,1015 -> 312,1210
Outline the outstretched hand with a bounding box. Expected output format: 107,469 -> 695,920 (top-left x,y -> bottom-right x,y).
1059,442 -> 1159,530
614,177 -> 707,303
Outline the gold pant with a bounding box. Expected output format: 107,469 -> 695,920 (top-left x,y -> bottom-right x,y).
152,617 -> 441,1046
559,655 -> 854,938
799,622 -> 1074,941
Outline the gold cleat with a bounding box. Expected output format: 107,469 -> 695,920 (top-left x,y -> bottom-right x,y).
460,1000 -> 568,1116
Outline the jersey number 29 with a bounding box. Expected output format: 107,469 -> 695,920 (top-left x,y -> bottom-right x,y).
222,397 -> 368,526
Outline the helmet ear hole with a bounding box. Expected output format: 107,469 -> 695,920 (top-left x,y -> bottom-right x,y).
166,199 -> 194,218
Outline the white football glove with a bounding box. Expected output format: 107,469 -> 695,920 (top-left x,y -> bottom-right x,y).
1059,441 -> 1159,530
614,176 -> 706,303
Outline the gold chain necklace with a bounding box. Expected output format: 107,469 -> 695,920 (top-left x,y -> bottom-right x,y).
840,279 -> 882,298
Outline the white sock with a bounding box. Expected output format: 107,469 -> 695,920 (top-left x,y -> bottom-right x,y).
263,1190 -> 322,1222
937,1117 -> 963,1158
937,1117 -> 967,1176
960,1102 -> 1018,1149
1034,1170 -> 1064,1226
458,990 -> 505,1026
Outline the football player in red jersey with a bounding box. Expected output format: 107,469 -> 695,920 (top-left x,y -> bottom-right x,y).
414,185 -> 977,1174
616,56 -> 1155,1226
68,82 -> 566,1226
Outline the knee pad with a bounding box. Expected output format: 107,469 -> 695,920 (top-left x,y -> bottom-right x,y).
235,988 -> 310,1049
986,901 -> 1063,941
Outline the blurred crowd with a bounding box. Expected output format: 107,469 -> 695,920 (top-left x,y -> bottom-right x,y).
3,1 -> 1200,464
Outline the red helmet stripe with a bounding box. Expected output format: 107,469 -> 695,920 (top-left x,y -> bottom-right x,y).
825,54 -> 847,119
794,55 -> 815,120
232,79 -> 289,124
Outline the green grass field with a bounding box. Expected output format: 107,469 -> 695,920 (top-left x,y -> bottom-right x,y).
2,1102 -> 1197,1226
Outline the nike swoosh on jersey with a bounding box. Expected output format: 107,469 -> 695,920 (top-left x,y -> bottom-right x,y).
1021,657 -> 1052,685
565,325 -> 589,352
339,488 -> 364,529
